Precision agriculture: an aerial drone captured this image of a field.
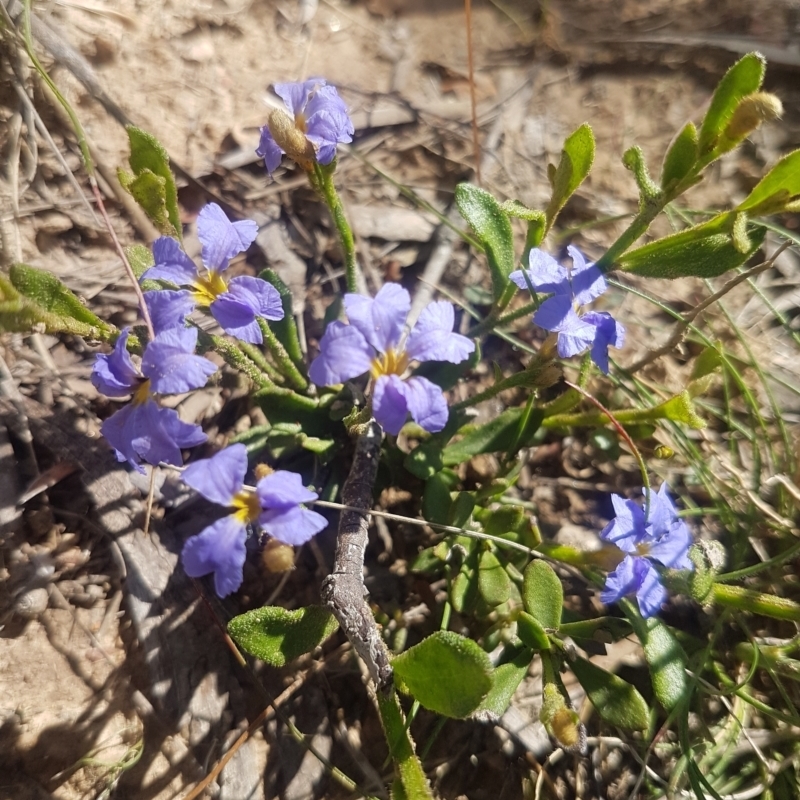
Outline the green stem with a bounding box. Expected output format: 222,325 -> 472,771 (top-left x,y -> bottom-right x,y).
312,163 -> 359,293
258,319 -> 308,391
376,690 -> 434,800
450,358 -> 552,412
469,298 -> 537,339
542,402 -> 668,429
712,583 -> 800,623
237,341 -> 284,384
200,332 -> 274,391
260,268 -> 306,368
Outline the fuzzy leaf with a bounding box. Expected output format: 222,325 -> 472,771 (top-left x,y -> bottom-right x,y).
393,631 -> 493,718
478,550 -> 513,608
517,611 -> 551,651
478,648 -> 534,717
545,123 -> 595,229
118,126 -> 181,238
737,149 -> 800,215
698,53 -> 765,156
228,605 -> 339,667
522,560 -> 563,629
661,122 -> 698,189
442,408 -> 525,466
570,657 -> 649,731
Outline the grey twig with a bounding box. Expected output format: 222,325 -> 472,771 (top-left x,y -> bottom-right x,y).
320,420 -> 392,690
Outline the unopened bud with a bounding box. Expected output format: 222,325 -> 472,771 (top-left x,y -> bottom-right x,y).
254,463 -> 274,480
540,683 -> 586,752
262,539 -> 295,573
268,109 -> 316,170
724,92 -> 783,141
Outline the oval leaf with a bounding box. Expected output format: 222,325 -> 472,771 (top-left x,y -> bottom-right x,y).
478,648 -> 534,717
737,149 -> 800,214
698,52 -> 765,156
517,611 -> 551,651
478,550 -> 513,608
228,605 -> 339,667
661,122 -> 698,189
393,631 -> 493,718
570,656 -> 649,731
455,183 -> 516,301
545,123 -> 595,229
522,560 -> 563,629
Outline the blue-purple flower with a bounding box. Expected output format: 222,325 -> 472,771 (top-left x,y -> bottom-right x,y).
510,246 -> 625,373
600,483 -> 693,618
308,284 -> 474,435
180,444 -> 327,597
257,79 -> 354,175
92,327 -> 216,472
141,203 -> 283,344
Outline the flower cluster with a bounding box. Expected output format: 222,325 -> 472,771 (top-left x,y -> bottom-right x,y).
600,483 -> 693,618
181,444 -> 327,596
309,283 -> 475,435
91,327 -> 216,472
142,203 -> 283,344
257,79 -> 354,176
511,246 -> 624,373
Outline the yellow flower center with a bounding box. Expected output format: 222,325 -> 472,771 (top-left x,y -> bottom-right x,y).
132,379 -> 152,406
192,270 -> 229,305
231,489 -> 261,525
635,542 -> 651,557
370,348 -> 409,379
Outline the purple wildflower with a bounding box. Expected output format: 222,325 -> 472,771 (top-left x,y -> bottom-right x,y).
510,246 -> 625,373
141,203 -> 283,344
181,444 -> 327,597
257,79 -> 354,175
308,284 -> 474,435
92,327 -> 216,472
600,483 -> 693,618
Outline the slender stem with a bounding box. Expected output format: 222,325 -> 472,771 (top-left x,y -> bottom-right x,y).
258,319 -> 308,391
468,298 -> 537,339
237,340 -> 284,384
712,584 -> 800,623
312,163 -> 359,293
450,358 -> 551,411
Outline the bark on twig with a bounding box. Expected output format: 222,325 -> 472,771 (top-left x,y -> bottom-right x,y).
320,420 -> 392,690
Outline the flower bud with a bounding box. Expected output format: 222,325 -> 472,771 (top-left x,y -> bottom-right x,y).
262,539 -> 295,573
723,92 -> 783,141
254,463 -> 275,480
267,108 -> 316,171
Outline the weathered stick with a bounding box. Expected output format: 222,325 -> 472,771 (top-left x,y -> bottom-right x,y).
320,420 -> 393,690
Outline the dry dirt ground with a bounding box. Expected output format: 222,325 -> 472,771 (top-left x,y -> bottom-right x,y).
1,1 -> 800,798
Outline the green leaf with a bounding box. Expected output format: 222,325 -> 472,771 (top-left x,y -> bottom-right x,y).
569,656 -> 649,731
118,126 -> 181,238
449,491 -> 475,528
622,146 -> 660,203
422,472 -> 452,526
404,442 -> 444,480
442,408 -> 524,466
522,560 -> 563,629
737,149 -> 800,215
392,631 -> 493,718
517,611 -> 551,651
545,123 -> 595,230
228,605 -> 339,667
126,244 -> 155,280
698,53 -> 765,156
479,648 -> 534,717
259,268 -> 305,367
657,390 -> 706,429
661,122 -> 698,189
624,603 -> 690,710
478,550 -> 513,608
1,264 -> 115,340
618,213 -> 766,279
455,183 -> 516,302
558,616 -> 633,643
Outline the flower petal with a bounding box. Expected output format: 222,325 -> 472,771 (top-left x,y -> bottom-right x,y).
259,504 -> 328,546
308,320 -> 373,385
144,289 -> 194,333
567,245 -> 607,305
372,374 -> 410,436
344,283 -> 409,354
182,515 -> 248,597
403,376 -> 449,433
406,301 -> 475,364
634,559 -> 668,618
182,443 -> 248,506
142,327 -> 217,394
197,203 -> 258,272
532,294 -> 574,332
210,294 -> 261,344
525,248 -> 570,293
256,127 -> 284,174
92,328 -> 140,397
600,494 -> 646,551
645,482 -> 679,539
650,520 -> 693,570
582,311 -> 624,374
158,407 -> 207,450
144,238 -> 199,284
600,555 -> 641,606
227,276 -> 284,321
100,404 -> 144,471
257,470 -> 318,509
274,79 -> 324,115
